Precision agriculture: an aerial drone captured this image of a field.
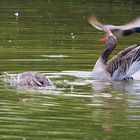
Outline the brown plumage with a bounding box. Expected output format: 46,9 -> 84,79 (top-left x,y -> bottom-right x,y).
17,72 -> 52,87
88,16 -> 140,81
107,44 -> 140,76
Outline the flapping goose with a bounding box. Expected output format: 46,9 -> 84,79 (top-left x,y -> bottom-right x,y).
17,71 -> 52,87
88,16 -> 140,81
89,16 -> 140,38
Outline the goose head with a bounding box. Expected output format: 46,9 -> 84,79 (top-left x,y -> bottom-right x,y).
88,16 -> 117,47
100,27 -> 117,47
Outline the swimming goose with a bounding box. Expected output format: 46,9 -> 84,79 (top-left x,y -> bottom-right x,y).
89,16 -> 140,38
88,16 -> 140,81
17,71 -> 52,87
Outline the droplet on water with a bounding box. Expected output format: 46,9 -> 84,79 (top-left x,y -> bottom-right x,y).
15,12 -> 19,17
72,35 -> 75,39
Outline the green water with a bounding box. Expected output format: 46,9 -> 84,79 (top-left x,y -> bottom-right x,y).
0,0 -> 140,140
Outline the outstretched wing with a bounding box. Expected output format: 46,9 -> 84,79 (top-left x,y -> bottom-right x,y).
89,16 -> 140,31
106,44 -> 140,80
88,16 -> 140,37
88,16 -> 109,33
107,17 -> 140,30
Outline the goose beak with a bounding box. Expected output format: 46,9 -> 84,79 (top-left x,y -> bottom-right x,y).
99,37 -> 106,44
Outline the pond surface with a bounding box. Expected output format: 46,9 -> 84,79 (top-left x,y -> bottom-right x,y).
0,0 -> 140,140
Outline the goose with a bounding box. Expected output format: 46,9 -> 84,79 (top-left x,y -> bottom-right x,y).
88,16 -> 140,81
89,16 -> 140,38
17,71 -> 52,87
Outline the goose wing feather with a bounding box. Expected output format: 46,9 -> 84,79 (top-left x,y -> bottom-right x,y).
89,16 -> 140,31
106,44 -> 140,80
107,17 -> 140,30
88,16 -> 140,37
88,16 -> 108,32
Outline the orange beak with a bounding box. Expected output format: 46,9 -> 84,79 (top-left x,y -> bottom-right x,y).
99,37 -> 106,44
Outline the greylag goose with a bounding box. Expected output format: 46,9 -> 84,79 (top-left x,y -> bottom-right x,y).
88,16 -> 140,81
89,16 -> 140,38
17,72 -> 52,87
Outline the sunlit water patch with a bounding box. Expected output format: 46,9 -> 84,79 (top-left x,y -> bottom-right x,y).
2,70 -> 140,94
42,55 -> 69,58
1,71 -> 92,95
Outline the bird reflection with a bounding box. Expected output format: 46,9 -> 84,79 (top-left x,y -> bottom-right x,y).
92,80 -> 140,93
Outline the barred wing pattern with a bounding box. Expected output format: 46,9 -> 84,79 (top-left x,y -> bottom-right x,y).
17,72 -> 52,87
106,44 -> 140,80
